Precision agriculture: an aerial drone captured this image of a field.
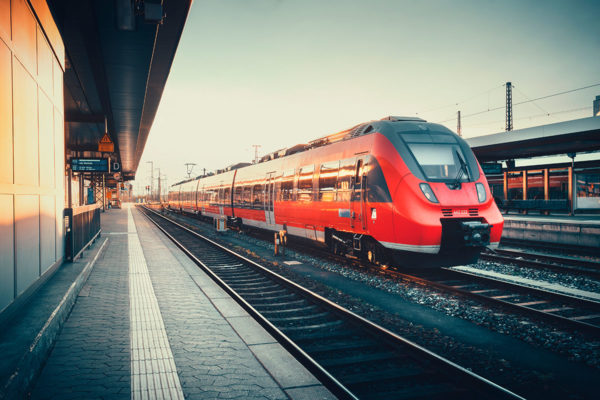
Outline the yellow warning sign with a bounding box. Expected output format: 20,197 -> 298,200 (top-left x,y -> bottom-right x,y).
98,133 -> 114,153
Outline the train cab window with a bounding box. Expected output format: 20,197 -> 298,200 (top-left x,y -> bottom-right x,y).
407,143 -> 472,182
386,127 -> 480,183
252,184 -> 263,208
319,162 -> 339,201
280,170 -> 295,201
298,165 -> 314,202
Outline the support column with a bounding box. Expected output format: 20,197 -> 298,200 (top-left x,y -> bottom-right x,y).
543,168 -> 550,215
102,174 -> 106,211
543,169 -> 549,200
503,171 -> 508,201
522,170 -> 527,200
522,170 -> 528,214
67,169 -> 73,209
568,166 -> 573,215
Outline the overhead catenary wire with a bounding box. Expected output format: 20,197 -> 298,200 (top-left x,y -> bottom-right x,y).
416,84 -> 505,115
434,82 -> 600,123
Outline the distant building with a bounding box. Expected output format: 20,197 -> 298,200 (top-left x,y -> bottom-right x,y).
594,95 -> 600,116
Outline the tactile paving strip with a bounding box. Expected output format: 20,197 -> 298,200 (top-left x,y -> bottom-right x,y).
128,207 -> 185,400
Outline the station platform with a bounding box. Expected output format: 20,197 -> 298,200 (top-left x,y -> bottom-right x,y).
501,213 -> 600,249
0,205 -> 333,400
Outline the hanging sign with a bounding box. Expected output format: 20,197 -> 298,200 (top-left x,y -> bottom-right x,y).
98,133 -> 114,153
481,163 -> 503,175
71,158 -> 109,172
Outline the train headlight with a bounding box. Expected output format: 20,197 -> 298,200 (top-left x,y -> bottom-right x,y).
419,183 -> 439,203
476,183 -> 486,203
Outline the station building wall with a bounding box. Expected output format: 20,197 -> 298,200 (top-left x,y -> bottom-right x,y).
0,0 -> 65,314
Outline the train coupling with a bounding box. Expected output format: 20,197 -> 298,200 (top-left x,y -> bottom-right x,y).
460,221 -> 491,247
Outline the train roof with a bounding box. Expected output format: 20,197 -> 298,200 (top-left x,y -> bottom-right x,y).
257,116 -> 432,163
172,116 -> 455,187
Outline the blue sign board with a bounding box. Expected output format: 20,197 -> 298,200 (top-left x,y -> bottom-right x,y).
481,163 -> 503,175
71,158 -> 109,172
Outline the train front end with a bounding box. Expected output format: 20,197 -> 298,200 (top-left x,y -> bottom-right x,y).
373,119 -> 503,265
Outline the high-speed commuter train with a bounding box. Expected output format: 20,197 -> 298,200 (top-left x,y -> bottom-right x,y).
168,117 -> 503,266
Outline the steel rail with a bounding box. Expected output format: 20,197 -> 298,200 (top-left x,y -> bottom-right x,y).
139,206 -> 523,400
480,248 -> 600,279
160,208 -> 600,336
500,238 -> 600,258
393,267 -> 600,336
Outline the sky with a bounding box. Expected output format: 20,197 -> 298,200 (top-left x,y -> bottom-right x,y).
135,0 -> 600,194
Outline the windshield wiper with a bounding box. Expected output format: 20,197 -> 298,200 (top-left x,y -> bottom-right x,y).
451,149 -> 469,189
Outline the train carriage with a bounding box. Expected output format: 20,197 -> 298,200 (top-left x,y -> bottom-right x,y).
168,117 -> 503,266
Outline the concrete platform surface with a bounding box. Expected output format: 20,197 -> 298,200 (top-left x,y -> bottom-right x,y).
1,205 -> 334,400
502,213 -> 600,248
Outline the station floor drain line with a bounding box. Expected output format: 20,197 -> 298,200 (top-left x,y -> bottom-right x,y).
128,207 -> 184,400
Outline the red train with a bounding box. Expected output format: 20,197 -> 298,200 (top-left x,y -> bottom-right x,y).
168,117 -> 503,266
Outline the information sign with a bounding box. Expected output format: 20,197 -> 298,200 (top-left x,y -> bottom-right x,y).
98,133 -> 114,153
71,158 -> 109,172
481,163 -> 503,175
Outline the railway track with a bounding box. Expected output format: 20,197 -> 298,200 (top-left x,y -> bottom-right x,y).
500,238 -> 600,258
160,208 -> 600,337
139,206 -> 521,400
394,267 -> 600,336
480,247 -> 600,279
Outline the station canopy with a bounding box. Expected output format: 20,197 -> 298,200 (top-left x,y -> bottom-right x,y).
48,0 -> 192,181
467,117 -> 600,163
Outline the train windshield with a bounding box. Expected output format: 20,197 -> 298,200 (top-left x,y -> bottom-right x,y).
407,143 -> 472,181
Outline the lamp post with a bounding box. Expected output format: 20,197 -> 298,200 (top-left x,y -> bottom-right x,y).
146,161 -> 154,202
157,168 -> 160,203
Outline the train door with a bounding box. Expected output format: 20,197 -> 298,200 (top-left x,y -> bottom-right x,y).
264,173 -> 276,226
350,159 -> 367,230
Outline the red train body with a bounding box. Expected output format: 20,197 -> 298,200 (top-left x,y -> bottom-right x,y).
168,117 -> 503,266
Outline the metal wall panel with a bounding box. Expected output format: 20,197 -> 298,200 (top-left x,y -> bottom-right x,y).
0,0 -> 66,314
0,194 -> 14,311
29,0 -> 65,69
40,195 -> 56,273
54,108 -> 64,260
15,194 -> 40,296
53,58 -> 62,104
39,89 -> 54,188
11,0 -> 36,74
13,59 -> 39,186
0,39 -> 11,184
0,0 -> 9,44
36,26 -> 53,97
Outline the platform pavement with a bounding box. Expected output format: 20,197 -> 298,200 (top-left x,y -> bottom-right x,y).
1,205 -> 333,400
502,212 -> 600,248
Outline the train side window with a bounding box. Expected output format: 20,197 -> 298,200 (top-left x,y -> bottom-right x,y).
252,184 -> 263,208
211,188 -> 218,205
223,187 -> 231,205
243,185 -> 252,206
217,187 -> 224,205
280,169 -> 295,201
355,159 -> 363,185
234,185 -> 243,207
298,165 -> 314,202
319,162 -> 339,201
336,158 -> 354,202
